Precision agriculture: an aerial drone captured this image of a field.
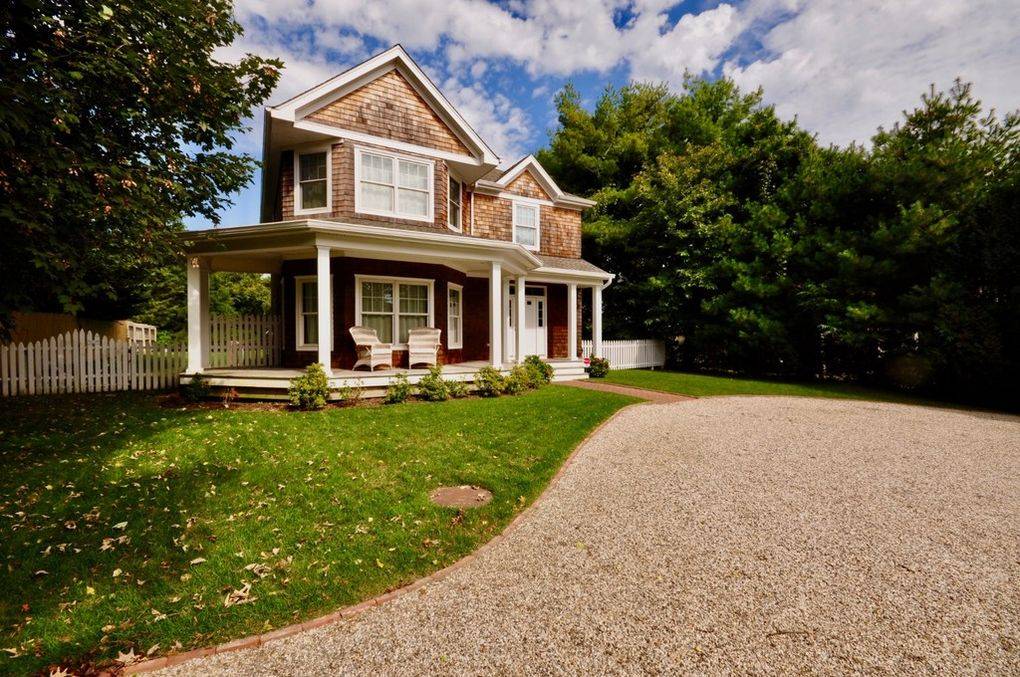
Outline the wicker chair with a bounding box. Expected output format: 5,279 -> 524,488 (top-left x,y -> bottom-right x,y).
407,327 -> 441,368
349,326 -> 393,371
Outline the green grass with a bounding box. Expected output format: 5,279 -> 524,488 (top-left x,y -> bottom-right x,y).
603,368 -> 944,405
0,386 -> 635,673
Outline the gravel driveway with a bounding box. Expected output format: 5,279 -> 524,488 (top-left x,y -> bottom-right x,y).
163,397 -> 1020,675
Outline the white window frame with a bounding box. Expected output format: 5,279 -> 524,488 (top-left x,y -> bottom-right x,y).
294,275 -> 333,351
447,176 -> 463,232
293,145 -> 333,215
354,274 -> 435,349
354,147 -> 435,223
447,282 -> 463,349
512,198 -> 541,252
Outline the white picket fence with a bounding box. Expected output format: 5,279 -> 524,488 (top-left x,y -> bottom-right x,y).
1,315 -> 281,396
582,339 -> 665,369
209,315 -> 281,368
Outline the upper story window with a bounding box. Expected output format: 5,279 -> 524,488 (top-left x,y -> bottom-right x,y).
512,201 -> 540,251
448,177 -> 462,231
294,148 -> 331,214
355,148 -> 434,222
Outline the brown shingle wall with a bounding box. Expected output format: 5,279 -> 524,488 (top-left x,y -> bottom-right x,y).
307,69 -> 470,155
505,171 -> 550,200
539,206 -> 582,258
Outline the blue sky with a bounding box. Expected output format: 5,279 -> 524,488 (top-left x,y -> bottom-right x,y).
191,0 -> 1020,229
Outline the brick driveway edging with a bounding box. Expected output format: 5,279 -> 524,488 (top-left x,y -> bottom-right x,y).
120,392 -> 685,675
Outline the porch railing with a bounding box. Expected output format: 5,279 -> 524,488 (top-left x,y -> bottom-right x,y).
582,339 -> 665,369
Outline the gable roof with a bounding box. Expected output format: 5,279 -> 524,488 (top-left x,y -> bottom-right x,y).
476,155 -> 596,209
267,45 -> 499,166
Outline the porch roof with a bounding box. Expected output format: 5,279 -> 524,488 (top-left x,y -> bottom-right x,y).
182,218 -> 613,284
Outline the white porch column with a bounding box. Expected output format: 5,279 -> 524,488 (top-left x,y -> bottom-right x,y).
186,257 -> 209,373
515,275 -> 526,362
592,284 -> 603,359
567,283 -> 578,360
316,245 -> 333,376
489,261 -> 502,367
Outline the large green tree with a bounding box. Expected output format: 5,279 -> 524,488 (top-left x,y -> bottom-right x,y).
0,0 -> 281,338
539,77 -> 1019,403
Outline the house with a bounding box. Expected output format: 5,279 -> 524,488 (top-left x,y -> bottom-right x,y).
181,45 -> 611,396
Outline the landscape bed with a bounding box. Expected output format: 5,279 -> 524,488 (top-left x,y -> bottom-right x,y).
0,386 -> 635,673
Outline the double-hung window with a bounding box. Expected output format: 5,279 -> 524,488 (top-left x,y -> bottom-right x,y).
512,201 -> 540,251
356,148 -> 433,222
356,276 -> 434,346
295,277 -> 323,350
294,149 -> 330,214
448,177 -> 462,231
447,284 -> 463,349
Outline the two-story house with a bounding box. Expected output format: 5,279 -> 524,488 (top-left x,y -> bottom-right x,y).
182,45 -> 611,395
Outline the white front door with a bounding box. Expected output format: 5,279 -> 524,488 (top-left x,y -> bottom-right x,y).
508,292 -> 547,359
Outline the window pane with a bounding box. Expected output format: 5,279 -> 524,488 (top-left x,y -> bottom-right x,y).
448,288 -> 460,315
361,182 -> 394,212
448,177 -> 461,203
450,320 -> 460,345
301,282 -> 318,312
361,281 -> 393,313
398,315 -> 428,343
398,160 -> 429,190
362,313 -> 392,343
301,179 -> 327,209
303,314 -> 318,344
361,153 -> 393,183
398,188 -> 428,216
399,284 -> 428,314
448,203 -> 460,228
299,152 -> 327,181
516,225 -> 537,246
515,204 -> 537,227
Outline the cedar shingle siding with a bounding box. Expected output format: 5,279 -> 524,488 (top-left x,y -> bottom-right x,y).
307,69 -> 470,155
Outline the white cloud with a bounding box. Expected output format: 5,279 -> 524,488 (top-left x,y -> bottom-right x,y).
441,77 -> 533,160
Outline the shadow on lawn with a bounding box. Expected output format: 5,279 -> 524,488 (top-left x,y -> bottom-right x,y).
0,393 -> 249,672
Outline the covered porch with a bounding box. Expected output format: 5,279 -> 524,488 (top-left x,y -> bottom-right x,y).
182,219 -> 608,396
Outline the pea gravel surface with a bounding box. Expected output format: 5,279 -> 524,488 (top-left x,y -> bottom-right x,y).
162,397 -> 1020,675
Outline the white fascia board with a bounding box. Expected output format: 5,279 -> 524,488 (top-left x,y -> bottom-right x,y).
292,120 -> 482,166
495,155 -> 564,199
268,45 -> 499,166
529,267 -> 615,284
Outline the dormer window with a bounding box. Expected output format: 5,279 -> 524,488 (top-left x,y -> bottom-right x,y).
294,148 -> 331,214
355,147 -> 434,222
512,200 -> 540,251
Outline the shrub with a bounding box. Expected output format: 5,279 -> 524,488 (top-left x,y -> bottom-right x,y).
504,364 -> 533,395
474,366 -> 505,397
336,379 -> 364,407
289,363 -> 331,410
523,355 -> 553,386
384,372 -> 413,404
417,365 -> 450,402
588,356 -> 610,378
180,374 -> 210,402
447,378 -> 469,398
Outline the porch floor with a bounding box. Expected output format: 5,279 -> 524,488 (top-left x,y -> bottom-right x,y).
182,359 -> 588,399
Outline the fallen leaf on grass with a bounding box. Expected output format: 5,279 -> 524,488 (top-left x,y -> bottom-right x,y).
113,521 -> 128,530
223,583 -> 256,607
189,557 -> 206,566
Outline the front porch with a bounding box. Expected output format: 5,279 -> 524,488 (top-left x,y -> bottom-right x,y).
182,218 -> 610,398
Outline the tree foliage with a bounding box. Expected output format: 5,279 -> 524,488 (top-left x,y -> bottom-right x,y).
0,0 -> 281,338
539,78 -> 1019,403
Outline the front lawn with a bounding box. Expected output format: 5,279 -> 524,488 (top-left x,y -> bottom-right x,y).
603,368 -> 942,405
0,387 -> 634,673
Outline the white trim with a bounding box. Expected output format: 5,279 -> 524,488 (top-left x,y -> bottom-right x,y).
512,200 -> 541,252
294,274 -> 334,351
447,282 -> 463,349
447,175 -> 463,232
268,46 -> 499,165
505,282 -> 548,360
496,191 -> 552,206
292,145 -> 333,216
292,120 -> 483,166
354,146 -> 435,223
354,274 -> 435,349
